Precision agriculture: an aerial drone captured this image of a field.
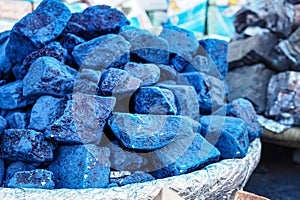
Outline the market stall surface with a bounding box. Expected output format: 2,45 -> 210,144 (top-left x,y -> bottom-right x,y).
245,143 -> 300,200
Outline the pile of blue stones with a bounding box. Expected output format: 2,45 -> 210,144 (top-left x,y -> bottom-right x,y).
0,0 -> 262,189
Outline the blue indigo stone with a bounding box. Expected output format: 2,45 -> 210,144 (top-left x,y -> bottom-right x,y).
60,33 -> 85,53
23,56 -> 77,98
0,80 -> 34,110
214,98 -> 262,142
118,172 -> 155,186
177,72 -> 226,114
5,161 -> 36,187
108,113 -> 192,150
133,87 -> 178,115
0,31 -> 13,80
0,116 -> 7,135
170,52 -> 193,72
29,95 -> 66,132
6,112 -> 30,129
0,158 -> 4,186
45,93 -> 116,144
73,69 -> 102,94
7,169 -> 55,189
151,131 -> 220,179
99,68 -> 141,95
157,64 -> 177,82
0,129 -> 53,163
159,25 -> 199,55
72,34 -> 131,70
158,84 -> 199,121
120,29 -> 169,64
199,39 -> 228,79
123,62 -> 160,86
49,145 -> 111,189
106,141 -> 148,172
5,0 -> 71,64
64,5 -> 130,40
13,42 -> 69,80
200,116 -> 250,159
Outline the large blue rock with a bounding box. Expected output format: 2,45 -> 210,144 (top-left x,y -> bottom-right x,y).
5,161 -> 36,187
0,116 -> 7,135
200,116 -> 250,159
158,84 -> 199,121
151,131 -> 220,179
29,95 -> 66,132
5,0 -> 71,64
177,72 -> 226,114
0,129 -> 54,163
64,5 -> 130,40
23,56 -> 77,98
106,141 -> 148,172
6,112 -> 30,129
108,113 -> 187,150
120,29 -> 169,64
117,172 -> 155,186
0,80 -> 34,110
0,31 -> 13,80
72,34 -> 131,70
133,87 -> 178,115
45,93 -> 116,144
198,39 -> 228,79
213,98 -> 262,142
123,62 -> 160,86
157,64 -> 177,83
49,144 -> 111,189
0,158 -> 4,186
7,169 -> 55,189
13,42 -> 69,80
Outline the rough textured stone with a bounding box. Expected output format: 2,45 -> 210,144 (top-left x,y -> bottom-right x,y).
0,129 -> 53,163
226,63 -> 275,114
45,93 -> 115,144
0,116 -> 7,135
63,5 -> 130,40
108,113 -> 187,150
158,84 -> 199,121
123,62 -> 160,86
13,42 -> 69,80
120,29 -> 169,64
59,33 -> 85,53
73,69 -> 101,94
213,98 -> 263,142
72,34 -> 131,70
118,172 -> 155,186
234,0 -> 294,38
7,169 -> 55,189
5,0 -> 71,64
0,159 -> 4,186
177,72 -> 226,114
106,141 -> 148,172
151,133 -> 220,179
0,31 -> 13,80
133,87 -> 178,115
29,96 -> 66,132
199,39 -> 228,79
49,145 -> 111,189
170,51 -> 193,72
6,112 -> 30,129
159,25 -> 199,55
157,64 -> 177,82
23,56 -> 77,97
0,80 -> 34,110
200,116 -> 250,159
228,33 -> 278,69
265,71 -> 300,126
5,161 -> 36,187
